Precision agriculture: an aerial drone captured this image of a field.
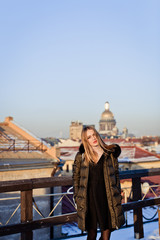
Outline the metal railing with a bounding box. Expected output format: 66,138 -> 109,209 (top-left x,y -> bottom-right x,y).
0,190 -> 76,227
0,169 -> 160,239
0,185 -> 159,228
0,138 -> 46,152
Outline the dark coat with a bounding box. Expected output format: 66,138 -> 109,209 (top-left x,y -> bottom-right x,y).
72,144 -> 125,231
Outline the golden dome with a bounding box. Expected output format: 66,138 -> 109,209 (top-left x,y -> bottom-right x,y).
100,101 -> 114,120
101,110 -> 114,120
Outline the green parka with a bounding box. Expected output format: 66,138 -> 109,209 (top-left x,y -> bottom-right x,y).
72,144 -> 125,231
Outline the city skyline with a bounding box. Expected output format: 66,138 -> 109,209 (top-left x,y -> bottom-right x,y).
1,1 -> 160,138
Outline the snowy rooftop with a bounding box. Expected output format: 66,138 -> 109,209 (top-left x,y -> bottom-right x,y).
58,139 -> 80,147
119,156 -> 160,163
59,145 -> 160,163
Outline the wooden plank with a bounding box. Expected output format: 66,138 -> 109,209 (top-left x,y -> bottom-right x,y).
132,177 -> 144,239
21,190 -> 33,222
50,187 -> 54,239
122,197 -> 160,211
158,208 -> 160,236
21,231 -> 33,240
119,168 -> 160,179
21,190 -> 33,240
32,176 -> 73,189
0,179 -> 33,193
132,177 -> 142,200
0,168 -> 160,193
133,208 -> 143,239
0,176 -> 73,193
0,213 -> 77,236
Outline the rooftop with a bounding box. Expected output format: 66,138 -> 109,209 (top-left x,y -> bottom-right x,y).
61,221 -> 159,240
59,144 -> 160,163
0,117 -> 59,172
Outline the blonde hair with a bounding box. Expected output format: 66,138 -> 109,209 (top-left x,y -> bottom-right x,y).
81,126 -> 110,163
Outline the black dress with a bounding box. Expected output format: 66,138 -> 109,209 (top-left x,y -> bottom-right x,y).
86,154 -> 110,231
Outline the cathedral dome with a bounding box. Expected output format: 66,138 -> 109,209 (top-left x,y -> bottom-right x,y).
99,101 -> 117,135
101,102 -> 114,120
101,110 -> 114,120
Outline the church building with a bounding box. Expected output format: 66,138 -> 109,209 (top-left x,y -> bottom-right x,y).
99,101 -> 118,137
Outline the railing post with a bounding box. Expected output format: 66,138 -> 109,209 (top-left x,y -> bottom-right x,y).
158,207 -> 160,236
50,187 -> 54,239
132,177 -> 144,239
21,190 -> 33,240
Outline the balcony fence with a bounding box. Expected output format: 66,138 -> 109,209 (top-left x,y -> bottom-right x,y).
0,168 -> 160,240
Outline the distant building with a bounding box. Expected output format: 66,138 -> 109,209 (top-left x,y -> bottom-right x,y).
118,145 -> 160,171
99,102 -> 118,137
70,101 -> 132,140
69,121 -> 95,141
69,121 -> 83,140
122,127 -> 128,139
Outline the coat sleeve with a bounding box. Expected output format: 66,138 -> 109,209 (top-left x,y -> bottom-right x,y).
72,152 -> 82,204
111,144 -> 121,192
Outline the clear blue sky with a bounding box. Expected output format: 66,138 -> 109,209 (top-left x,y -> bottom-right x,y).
0,0 -> 160,138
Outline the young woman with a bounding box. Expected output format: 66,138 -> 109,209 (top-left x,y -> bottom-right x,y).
73,126 -> 125,240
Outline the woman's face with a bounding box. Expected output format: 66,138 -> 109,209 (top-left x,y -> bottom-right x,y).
86,129 -> 99,147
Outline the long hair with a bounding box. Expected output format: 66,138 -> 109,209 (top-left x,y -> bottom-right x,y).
81,126 -> 110,163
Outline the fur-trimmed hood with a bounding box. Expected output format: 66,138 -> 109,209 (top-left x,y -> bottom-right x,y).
78,143 -> 121,158
79,143 -> 85,154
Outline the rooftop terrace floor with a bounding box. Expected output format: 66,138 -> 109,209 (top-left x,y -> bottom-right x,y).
60,221 -> 159,240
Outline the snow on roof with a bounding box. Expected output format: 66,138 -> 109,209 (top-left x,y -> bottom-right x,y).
58,139 -> 80,147
12,120 -> 51,149
60,147 -> 78,161
119,156 -> 160,163
120,146 -> 160,159
120,147 -> 136,158
144,145 -> 160,154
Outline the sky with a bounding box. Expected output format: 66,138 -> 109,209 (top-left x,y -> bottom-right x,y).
0,0 -> 160,138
